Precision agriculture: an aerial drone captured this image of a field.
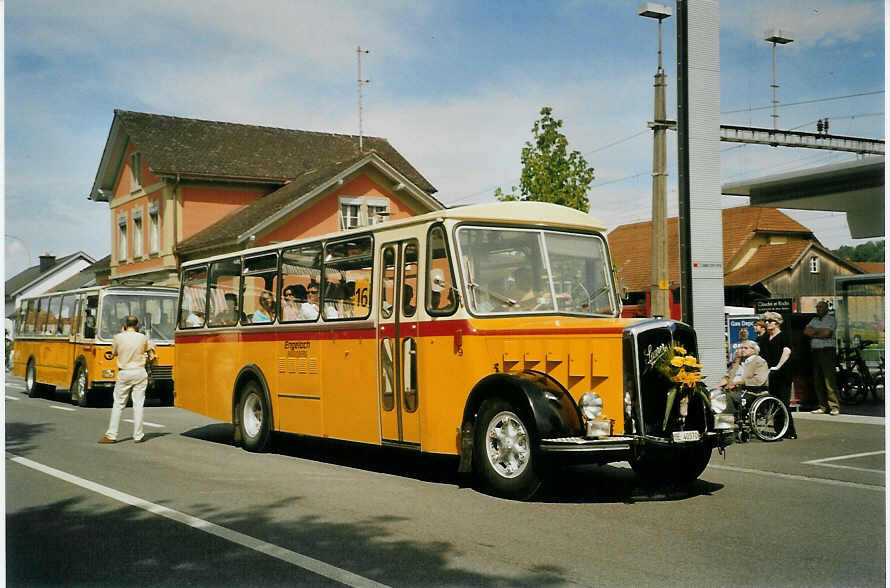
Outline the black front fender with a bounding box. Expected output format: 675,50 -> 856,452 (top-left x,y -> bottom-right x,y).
465,370 -> 584,439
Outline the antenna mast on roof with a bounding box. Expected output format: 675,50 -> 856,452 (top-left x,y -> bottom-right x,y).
357,46 -> 370,152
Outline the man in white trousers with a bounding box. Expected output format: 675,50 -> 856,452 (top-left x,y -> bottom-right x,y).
98,315 -> 155,444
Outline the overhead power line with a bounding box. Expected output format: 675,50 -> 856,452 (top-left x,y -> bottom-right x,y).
722,90 -> 884,115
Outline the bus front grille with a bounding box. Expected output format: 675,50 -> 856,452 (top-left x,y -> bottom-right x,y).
150,365 -> 173,381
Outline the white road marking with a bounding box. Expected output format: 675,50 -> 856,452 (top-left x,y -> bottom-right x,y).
9,455 -> 389,588
50,406 -> 76,412
6,395 -> 19,400
124,418 -> 164,428
708,463 -> 885,492
801,450 -> 885,474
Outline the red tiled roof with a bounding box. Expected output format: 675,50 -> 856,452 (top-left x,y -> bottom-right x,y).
607,206 -> 814,291
855,261 -> 885,274
723,241 -> 810,286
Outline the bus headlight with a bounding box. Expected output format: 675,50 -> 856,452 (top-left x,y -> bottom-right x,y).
579,392 -> 603,420
710,389 -> 729,414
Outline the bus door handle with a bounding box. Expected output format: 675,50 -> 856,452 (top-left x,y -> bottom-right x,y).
454,329 -> 463,356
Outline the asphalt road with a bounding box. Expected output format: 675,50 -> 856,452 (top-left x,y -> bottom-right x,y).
5,373 -> 886,587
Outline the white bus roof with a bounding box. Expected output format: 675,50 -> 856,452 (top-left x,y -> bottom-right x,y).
182,201 -> 607,268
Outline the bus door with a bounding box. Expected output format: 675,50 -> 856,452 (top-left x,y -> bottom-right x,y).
378,240 -> 421,447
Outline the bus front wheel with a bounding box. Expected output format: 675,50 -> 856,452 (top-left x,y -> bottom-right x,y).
473,397 -> 542,500
25,360 -> 41,399
71,365 -> 90,407
238,382 -> 271,452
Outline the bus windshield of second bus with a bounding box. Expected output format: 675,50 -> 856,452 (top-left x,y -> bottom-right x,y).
456,226 -> 617,316
98,291 -> 177,342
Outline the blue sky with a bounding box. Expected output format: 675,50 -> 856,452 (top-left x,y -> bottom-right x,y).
3,0 -> 885,278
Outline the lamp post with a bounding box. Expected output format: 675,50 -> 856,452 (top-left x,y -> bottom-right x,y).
764,29 -> 794,130
638,2 -> 672,318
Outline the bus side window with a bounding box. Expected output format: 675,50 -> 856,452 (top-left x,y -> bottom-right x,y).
280,244 -> 321,323
208,258 -> 243,327
242,254 -> 278,325
35,298 -> 49,334
426,225 -> 458,316
59,294 -> 75,335
180,267 -> 209,329
22,300 -> 35,335
323,237 -> 372,321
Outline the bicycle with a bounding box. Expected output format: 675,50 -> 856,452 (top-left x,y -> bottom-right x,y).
836,339 -> 883,405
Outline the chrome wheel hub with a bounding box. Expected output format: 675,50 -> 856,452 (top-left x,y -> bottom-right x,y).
485,411 -> 530,479
242,394 -> 263,438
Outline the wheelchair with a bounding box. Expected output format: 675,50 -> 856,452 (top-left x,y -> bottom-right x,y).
712,386 -> 790,442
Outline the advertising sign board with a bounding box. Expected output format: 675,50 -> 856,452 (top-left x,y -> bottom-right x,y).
754,298 -> 793,314
727,315 -> 758,363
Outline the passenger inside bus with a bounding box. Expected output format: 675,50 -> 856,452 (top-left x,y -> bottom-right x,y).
213,293 -> 240,325
403,284 -> 416,316
185,309 -> 205,328
251,291 -> 275,323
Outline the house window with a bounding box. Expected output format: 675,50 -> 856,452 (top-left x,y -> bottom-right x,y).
367,199 -> 390,225
130,152 -> 142,192
149,201 -> 160,254
339,198 -> 362,230
117,216 -> 128,262
133,209 -> 144,258
810,256 -> 820,273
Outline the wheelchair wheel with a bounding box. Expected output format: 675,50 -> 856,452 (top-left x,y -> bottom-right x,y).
749,395 -> 789,442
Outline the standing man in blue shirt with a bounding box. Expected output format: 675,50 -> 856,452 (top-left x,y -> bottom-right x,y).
804,300 -> 840,415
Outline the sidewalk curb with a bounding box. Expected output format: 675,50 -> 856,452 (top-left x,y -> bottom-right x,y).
792,412 -> 884,426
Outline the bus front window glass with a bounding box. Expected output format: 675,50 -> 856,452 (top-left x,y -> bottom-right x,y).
99,293 -> 176,340
242,254 -> 278,325
180,268 -> 209,329
323,238 -> 372,320
543,232 -> 615,316
280,244 -> 322,323
59,294 -> 75,335
208,259 -> 243,327
456,228 -> 553,314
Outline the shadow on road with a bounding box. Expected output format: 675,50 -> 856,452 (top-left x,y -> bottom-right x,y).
181,423 -> 724,504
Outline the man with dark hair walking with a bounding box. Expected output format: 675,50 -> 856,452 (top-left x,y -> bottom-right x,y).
98,315 -> 155,444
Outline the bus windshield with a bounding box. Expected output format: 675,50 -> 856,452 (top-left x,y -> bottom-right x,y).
99,293 -> 178,342
456,226 -> 616,316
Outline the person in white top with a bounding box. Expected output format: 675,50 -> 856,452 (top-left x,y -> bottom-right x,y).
98,315 -> 155,444
719,340 -> 769,390
804,300 -> 840,415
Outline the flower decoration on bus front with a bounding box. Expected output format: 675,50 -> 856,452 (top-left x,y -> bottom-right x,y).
650,343 -> 710,430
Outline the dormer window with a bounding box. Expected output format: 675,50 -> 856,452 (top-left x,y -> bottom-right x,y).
339,197 -> 391,229
130,152 -> 143,192
809,256 -> 820,273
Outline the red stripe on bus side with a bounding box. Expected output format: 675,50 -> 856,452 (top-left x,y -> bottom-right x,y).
176,319 -> 625,344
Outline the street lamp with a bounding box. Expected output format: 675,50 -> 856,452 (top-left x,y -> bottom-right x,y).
764,28 -> 794,130
638,2 -> 672,318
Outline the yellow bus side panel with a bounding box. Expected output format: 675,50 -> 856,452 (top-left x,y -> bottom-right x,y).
175,341 -> 208,417
320,337 -> 379,444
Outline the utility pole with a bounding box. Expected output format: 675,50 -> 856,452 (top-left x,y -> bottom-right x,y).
357,46 -> 370,152
639,3 -> 672,317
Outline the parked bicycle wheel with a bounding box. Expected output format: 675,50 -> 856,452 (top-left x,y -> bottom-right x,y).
837,369 -> 866,405
749,395 -> 789,442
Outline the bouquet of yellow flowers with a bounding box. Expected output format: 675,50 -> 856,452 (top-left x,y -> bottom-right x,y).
650,344 -> 711,430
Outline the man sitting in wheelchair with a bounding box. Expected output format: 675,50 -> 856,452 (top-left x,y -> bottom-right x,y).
711,340 -> 791,442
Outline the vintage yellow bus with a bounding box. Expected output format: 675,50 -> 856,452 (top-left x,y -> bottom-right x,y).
175,202 -> 732,498
13,286 -> 178,406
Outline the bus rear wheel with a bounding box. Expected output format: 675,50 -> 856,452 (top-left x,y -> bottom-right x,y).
239,382 -> 271,452
473,397 -> 542,500
71,365 -> 90,407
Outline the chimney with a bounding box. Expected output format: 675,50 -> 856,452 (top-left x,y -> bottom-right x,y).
39,253 -> 56,272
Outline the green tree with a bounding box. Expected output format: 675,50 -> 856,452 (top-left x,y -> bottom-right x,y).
495,106 -> 595,213
833,239 -> 885,262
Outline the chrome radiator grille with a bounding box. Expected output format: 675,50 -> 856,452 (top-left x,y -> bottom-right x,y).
149,365 -> 173,381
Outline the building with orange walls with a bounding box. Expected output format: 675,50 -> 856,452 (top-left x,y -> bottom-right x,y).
89,110 -> 443,286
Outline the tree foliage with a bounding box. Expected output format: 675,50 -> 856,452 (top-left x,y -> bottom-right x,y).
495,106 -> 595,213
833,240 -> 885,262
